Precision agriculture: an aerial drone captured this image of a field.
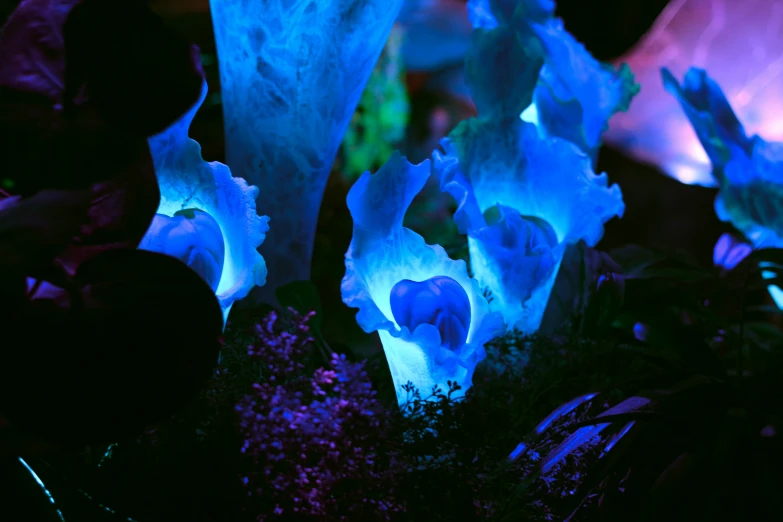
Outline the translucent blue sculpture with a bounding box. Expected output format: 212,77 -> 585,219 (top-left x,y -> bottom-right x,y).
140,209 -> 226,294
661,68 -> 754,178
141,81 -> 269,323
663,67 -> 783,307
469,0 -> 638,163
529,19 -> 638,163
434,122 -> 623,333
210,0 -> 404,303
342,153 -> 505,405
604,0 -> 783,187
434,0 -> 625,333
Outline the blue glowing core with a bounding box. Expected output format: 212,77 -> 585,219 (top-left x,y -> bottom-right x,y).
390,276 -> 472,352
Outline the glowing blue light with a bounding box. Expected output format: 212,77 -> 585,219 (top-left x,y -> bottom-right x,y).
434,119 -> 624,333
509,392 -> 599,463
520,102 -> 540,127
761,266 -> 783,309
541,422 -> 611,473
18,458 -> 65,522
140,210 -> 226,293
664,68 -> 783,308
143,80 -> 269,323
529,18 -> 638,164
662,68 -> 754,180
391,276 -> 472,352
508,442 -> 528,461
535,393 -> 598,435
605,0 -> 783,187
465,0 -> 638,163
98,443 -> 117,468
342,153 -> 505,405
713,233 -> 752,272
633,322 -> 648,342
601,421 -> 635,456
210,0 -> 404,303
432,0 -> 625,333
540,397 -> 650,473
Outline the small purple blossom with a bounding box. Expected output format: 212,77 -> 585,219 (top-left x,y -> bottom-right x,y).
247,308 -> 315,381
236,310 -> 402,520
713,232 -> 752,272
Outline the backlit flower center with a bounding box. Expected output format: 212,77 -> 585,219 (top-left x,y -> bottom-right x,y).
483,205 -> 558,251
390,276 -> 471,351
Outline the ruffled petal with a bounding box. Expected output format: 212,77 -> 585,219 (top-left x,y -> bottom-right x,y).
718,140 -> 783,246
530,18 -> 639,161
662,67 -> 752,176
139,209 -> 226,293
143,81 -> 269,321
666,68 -> 783,309
434,116 -> 623,332
441,117 -> 623,245
342,152 -> 504,404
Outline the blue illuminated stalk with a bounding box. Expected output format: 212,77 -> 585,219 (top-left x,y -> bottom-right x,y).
18,458 -> 65,522
761,264 -> 783,309
508,392 -> 598,462
209,0 -> 404,303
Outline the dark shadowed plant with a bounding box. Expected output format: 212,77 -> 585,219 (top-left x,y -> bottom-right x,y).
0,0 -> 227,520
507,247 -> 783,522
0,0 -> 215,450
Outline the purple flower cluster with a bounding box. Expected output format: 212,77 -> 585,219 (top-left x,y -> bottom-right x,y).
247,309 -> 315,381
237,310 -> 402,520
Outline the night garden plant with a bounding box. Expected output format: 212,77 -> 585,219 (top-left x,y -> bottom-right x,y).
663,67 -> 783,309
432,0 -> 630,334
509,246 -> 783,522
0,1 -> 782,522
0,0 -> 222,448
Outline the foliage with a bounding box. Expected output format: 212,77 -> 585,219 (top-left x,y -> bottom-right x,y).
16,244 -> 783,522
4,3 -> 783,522
0,0 -> 221,449
341,25 -> 410,182
237,310 -> 402,521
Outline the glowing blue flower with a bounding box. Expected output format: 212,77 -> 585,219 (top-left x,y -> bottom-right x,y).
529,20 -> 638,162
662,67 -> 754,177
141,81 -> 270,323
465,1 -> 637,162
713,233 -> 752,273
433,117 -> 624,333
432,0 -> 625,333
342,152 -> 505,405
209,0 -> 404,303
139,209 -> 225,293
463,1 -> 545,120
664,68 -> 783,307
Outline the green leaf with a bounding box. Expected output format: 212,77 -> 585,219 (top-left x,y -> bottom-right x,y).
275,280 -> 323,329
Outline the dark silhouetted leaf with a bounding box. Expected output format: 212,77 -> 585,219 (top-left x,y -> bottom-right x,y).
0,250 -> 223,447
63,0 -> 205,136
